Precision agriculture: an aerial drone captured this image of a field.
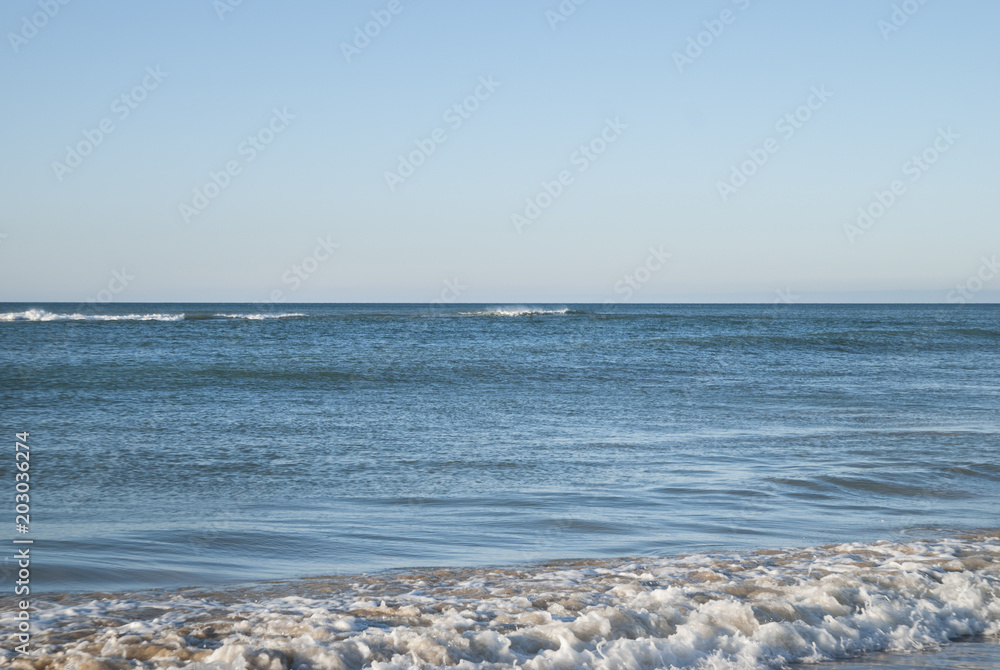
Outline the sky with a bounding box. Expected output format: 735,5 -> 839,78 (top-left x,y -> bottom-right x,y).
1,0 -> 998,303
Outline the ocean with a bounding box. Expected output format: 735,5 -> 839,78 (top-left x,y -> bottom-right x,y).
1,303 -> 998,669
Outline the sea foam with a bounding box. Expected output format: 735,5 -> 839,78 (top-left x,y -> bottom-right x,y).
215,313 -> 306,320
0,310 -> 306,322
463,307 -> 571,317
4,535 -> 998,670
0,309 -> 184,322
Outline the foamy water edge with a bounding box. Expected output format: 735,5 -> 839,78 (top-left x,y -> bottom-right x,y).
3,535 -> 998,670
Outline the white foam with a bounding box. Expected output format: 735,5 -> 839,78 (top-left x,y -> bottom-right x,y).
0,309 -> 183,322
8,535 -> 1000,670
464,307 -> 570,317
0,310 -> 307,322
215,313 -> 306,320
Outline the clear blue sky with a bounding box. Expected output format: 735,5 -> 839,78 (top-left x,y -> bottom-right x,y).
2,0 -> 998,303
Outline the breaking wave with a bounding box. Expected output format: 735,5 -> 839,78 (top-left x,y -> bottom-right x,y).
461,307 -> 573,317
0,309 -> 184,322
214,313 -> 306,320
6,535 -> 999,670
0,310 -> 306,322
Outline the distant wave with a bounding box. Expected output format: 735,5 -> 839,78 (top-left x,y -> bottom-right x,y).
0,309 -> 306,322
462,306 -> 574,317
214,313 -> 306,320
14,534 -> 1000,670
0,309 -> 184,322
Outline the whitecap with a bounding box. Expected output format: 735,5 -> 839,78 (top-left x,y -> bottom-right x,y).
0,309 -> 184,322
214,313 -> 307,320
462,307 -> 571,317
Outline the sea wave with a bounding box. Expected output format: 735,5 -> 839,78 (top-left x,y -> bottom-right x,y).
462,307 -> 573,317
0,310 -> 307,322
214,313 -> 306,320
6,535 -> 999,670
0,309 -> 184,322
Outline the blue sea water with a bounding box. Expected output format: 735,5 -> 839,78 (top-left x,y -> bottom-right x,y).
2,303 -> 998,594
3,303 -> 1000,669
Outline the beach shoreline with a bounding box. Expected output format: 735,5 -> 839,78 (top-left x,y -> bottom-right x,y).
4,533 -> 998,670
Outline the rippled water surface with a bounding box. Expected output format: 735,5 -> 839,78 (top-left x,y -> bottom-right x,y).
2,303 -> 999,594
